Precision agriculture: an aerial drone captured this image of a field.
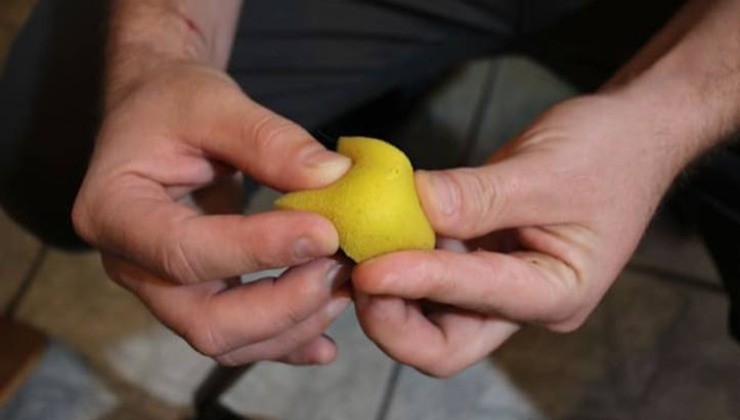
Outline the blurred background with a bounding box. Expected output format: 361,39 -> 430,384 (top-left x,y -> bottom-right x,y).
2,0 -> 740,419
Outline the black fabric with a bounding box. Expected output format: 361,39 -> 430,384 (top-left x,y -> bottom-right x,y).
681,146 -> 740,341
0,0 -> 107,249
227,0 -> 608,129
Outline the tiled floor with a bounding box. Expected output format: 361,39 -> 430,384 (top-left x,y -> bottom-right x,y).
3,3 -> 740,420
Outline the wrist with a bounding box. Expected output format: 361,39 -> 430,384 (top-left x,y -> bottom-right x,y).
605,51 -> 739,172
600,0 -> 740,172
105,0 -> 240,110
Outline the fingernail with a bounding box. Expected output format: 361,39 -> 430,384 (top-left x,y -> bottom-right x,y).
325,259 -> 351,289
420,171 -> 459,217
302,149 -> 351,182
326,296 -> 351,317
294,237 -> 322,260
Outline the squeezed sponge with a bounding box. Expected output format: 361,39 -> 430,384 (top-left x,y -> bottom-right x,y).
275,137 -> 435,262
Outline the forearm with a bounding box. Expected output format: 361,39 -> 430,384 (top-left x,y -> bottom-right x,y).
605,0 -> 740,168
106,0 -> 242,107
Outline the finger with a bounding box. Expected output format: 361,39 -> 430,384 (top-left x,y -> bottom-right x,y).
355,294 -> 518,377
183,87 -> 351,190
353,249 -> 582,325
216,295 -> 350,366
90,180 -> 339,284
415,154 -> 578,239
278,335 -> 339,366
103,255 -> 351,358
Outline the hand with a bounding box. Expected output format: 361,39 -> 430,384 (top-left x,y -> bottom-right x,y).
352,94 -> 687,376
73,63 -> 353,365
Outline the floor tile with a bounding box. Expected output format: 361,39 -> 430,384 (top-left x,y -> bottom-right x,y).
385,362 -> 543,420
1,341 -> 117,420
14,250 -> 156,369
492,301 -> 618,420
14,249 -> 192,417
490,266 -> 738,420
223,310 -> 395,420
0,209 -> 42,311
469,55 -> 577,165
601,268 -> 738,420
394,59 -> 494,169
103,325 -> 212,406
393,55 -> 578,169
614,274 -> 740,420
603,270 -> 688,409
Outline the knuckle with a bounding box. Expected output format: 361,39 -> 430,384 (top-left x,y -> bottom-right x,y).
295,274 -> 327,302
282,301 -> 310,327
249,112 -> 295,157
99,256 -> 138,294
158,233 -> 202,284
183,319 -> 228,358
71,195 -> 99,246
393,342 -> 451,378
546,312 -> 588,333
546,271 -> 589,327
455,169 -> 504,236
521,252 -> 588,326
415,352 -> 460,379
214,353 -> 240,367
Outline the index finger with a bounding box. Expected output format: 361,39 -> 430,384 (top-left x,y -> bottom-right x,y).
353,249 -> 584,326
105,255 -> 351,358
80,177 -> 339,284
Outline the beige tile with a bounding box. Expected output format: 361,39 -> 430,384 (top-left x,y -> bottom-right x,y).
619,275 -> 740,419
100,387 -> 188,420
472,56 -> 577,165
393,59 -> 492,169
489,266 -> 733,420
223,311 -> 395,420
592,269 -> 737,420
604,270 -> 687,405
492,301 -> 618,419
386,362 -> 543,420
15,250 -> 157,369
0,209 -> 42,311
13,249 -> 195,416
103,325 -> 213,406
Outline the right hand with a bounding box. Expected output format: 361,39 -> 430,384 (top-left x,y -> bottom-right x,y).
73,63 -> 353,366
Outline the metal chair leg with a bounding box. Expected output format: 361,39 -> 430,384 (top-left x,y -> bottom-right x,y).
194,364 -> 255,420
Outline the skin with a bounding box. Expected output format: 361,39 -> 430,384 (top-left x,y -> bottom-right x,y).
73,0 -> 740,371
353,0 -> 740,376
74,0 -> 354,366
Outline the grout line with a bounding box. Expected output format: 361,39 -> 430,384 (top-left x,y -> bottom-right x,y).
624,262 -> 725,294
4,245 -> 48,320
374,362 -> 403,420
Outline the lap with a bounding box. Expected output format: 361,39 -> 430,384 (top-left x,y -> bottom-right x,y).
228,0 -> 598,129
0,0 -> 695,250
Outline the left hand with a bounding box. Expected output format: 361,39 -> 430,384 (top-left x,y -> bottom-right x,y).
352,94 -> 692,377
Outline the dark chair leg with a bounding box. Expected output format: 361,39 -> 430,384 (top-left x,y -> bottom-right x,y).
194,364 -> 255,420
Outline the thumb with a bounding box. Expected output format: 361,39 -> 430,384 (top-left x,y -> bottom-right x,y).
415,158 -> 564,239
